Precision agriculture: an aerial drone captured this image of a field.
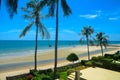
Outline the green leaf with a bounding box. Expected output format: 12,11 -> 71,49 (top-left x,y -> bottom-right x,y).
38,21 -> 50,39
61,0 -> 72,16
19,22 -> 33,38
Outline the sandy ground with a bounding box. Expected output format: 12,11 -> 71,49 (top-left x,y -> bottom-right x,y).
0,46 -> 120,80
80,67 -> 120,80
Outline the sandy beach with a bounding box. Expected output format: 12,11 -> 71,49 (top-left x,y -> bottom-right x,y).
0,45 -> 120,80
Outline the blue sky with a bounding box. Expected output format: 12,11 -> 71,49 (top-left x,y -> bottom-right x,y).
0,0 -> 120,41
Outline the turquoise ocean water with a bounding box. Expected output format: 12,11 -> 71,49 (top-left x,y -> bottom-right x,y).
0,40 -> 120,58
0,40 -> 80,58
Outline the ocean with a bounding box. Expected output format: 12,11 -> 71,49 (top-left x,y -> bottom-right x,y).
0,40 -> 120,58
0,40 -> 81,58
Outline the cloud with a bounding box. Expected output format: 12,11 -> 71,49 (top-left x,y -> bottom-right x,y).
48,28 -> 55,31
79,14 -> 98,19
108,17 -> 118,20
58,29 -> 79,40
8,29 -> 21,33
0,29 -> 21,34
96,10 -> 102,14
62,30 -> 76,34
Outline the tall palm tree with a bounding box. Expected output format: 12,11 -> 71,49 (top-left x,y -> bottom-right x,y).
96,32 -> 108,56
46,0 -> 72,79
80,26 -> 94,60
19,0 -> 50,70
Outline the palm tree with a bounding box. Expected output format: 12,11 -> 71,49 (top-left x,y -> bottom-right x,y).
19,0 -> 50,70
80,26 -> 94,60
46,0 -> 72,79
96,32 -> 108,56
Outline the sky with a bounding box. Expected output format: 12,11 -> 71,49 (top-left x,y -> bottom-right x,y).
0,0 -> 120,41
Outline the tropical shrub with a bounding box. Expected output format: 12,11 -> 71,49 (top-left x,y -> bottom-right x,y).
39,68 -> 53,76
91,56 -> 104,62
67,69 -> 75,75
30,70 -> 39,76
66,53 -> 79,63
57,66 -> 70,72
81,60 -> 88,65
113,54 -> 119,60
104,54 -> 114,58
85,61 -> 92,66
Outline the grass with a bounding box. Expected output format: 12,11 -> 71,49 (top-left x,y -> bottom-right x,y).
59,72 -> 67,80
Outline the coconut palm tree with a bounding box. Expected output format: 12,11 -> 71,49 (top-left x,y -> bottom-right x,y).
19,0 -> 50,70
46,0 -> 72,79
96,32 -> 108,56
80,26 -> 94,60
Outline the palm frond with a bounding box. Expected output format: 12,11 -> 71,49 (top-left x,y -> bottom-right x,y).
22,14 -> 35,20
80,37 -> 84,45
38,21 -> 50,39
6,0 -> 18,18
87,26 -> 94,35
21,8 -> 31,13
19,22 -> 34,38
95,32 -> 109,48
26,0 -> 35,8
0,0 -> 1,9
47,0 -> 55,16
61,0 -> 72,16
89,40 -> 95,46
81,26 -> 94,37
103,40 -> 108,48
38,0 -> 48,10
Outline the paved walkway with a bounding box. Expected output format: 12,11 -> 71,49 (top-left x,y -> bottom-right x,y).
80,67 -> 120,80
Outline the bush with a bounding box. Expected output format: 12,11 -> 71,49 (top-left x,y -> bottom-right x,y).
57,66 -> 70,72
48,72 -> 60,79
39,68 -> 53,75
67,69 -> 75,75
93,61 -> 103,67
85,61 -> 92,66
104,54 -> 114,58
91,57 -> 99,61
115,51 -> 119,55
113,54 -> 119,60
30,70 -> 39,76
91,56 -> 104,62
42,77 -> 51,80
81,60 -> 88,65
18,78 -> 26,80
66,53 -> 79,62
101,58 -> 113,63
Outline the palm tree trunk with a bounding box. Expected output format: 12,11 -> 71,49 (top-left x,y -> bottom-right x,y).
86,36 -> 90,60
34,24 -> 39,70
53,0 -> 59,79
100,43 -> 104,56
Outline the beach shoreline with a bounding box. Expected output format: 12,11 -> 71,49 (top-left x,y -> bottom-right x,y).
0,45 -> 120,80
0,45 -> 120,71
